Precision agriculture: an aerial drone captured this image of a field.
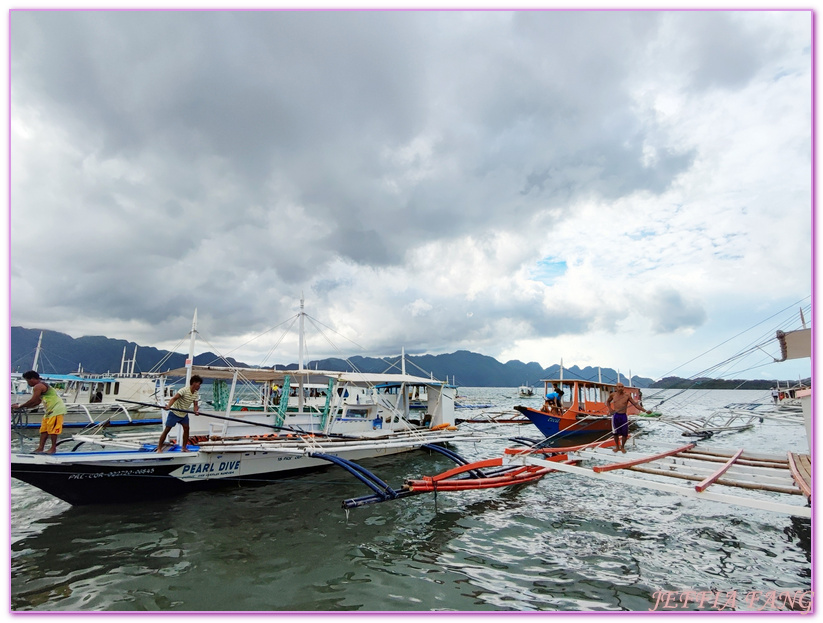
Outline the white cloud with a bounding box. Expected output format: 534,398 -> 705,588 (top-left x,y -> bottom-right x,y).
9,10 -> 811,381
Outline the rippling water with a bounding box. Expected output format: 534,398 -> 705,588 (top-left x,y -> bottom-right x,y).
10,388 -> 812,612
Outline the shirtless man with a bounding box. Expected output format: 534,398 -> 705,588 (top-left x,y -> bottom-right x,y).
605,383 -> 650,453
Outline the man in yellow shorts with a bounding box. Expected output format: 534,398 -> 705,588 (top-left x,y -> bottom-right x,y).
12,370 -> 68,454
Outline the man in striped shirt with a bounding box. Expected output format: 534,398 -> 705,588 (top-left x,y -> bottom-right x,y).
156,375 -> 202,452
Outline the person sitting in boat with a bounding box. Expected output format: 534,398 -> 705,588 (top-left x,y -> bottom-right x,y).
12,370 -> 68,454
156,375 -> 202,453
551,384 -> 563,407
542,388 -> 562,414
605,383 -> 651,454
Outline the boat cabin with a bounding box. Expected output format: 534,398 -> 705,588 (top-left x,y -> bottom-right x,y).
541,378 -> 645,416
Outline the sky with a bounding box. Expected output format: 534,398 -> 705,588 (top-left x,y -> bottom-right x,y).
7,8 -> 814,382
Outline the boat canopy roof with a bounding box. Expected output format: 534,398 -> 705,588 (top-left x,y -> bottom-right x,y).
12,373 -> 119,383
539,378 -> 635,390
161,365 -> 449,387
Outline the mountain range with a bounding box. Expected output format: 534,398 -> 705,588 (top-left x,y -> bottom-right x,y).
13,326 -> 808,390
11,326 -> 656,388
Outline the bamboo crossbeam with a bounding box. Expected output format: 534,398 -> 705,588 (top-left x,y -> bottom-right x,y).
638,456 -> 795,488
695,448 -> 744,492
678,451 -> 789,469
681,447 -> 788,463
627,465 -> 804,495
592,443 -> 695,473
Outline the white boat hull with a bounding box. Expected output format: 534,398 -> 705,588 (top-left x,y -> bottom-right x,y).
11,429 -> 476,505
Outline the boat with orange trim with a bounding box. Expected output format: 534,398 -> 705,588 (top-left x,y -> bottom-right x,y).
513,377 -> 645,439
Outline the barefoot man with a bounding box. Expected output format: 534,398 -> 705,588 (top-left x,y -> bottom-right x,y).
12,370 -> 67,454
605,382 -> 650,453
156,375 -> 202,452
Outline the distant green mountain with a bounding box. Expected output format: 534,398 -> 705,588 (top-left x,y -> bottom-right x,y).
650,376 -> 811,390
11,326 -> 655,387
10,327 -> 247,376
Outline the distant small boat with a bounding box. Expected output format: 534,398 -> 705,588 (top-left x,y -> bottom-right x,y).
517,385 -> 535,398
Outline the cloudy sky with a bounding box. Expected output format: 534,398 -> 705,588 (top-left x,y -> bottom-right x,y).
8,9 -> 813,381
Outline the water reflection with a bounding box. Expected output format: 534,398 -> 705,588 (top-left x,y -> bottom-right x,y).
11,389 -> 812,612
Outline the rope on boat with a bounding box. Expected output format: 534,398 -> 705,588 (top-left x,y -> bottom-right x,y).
118,399 -> 363,441
11,408 -> 28,430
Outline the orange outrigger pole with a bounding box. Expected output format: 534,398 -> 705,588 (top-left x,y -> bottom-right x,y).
402,453 -> 573,492
340,440 -> 623,508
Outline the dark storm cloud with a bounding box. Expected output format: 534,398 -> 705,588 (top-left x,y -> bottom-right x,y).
10,9 -> 807,363
11,11 -> 697,250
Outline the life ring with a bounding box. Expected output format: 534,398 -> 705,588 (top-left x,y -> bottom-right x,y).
241,407 -> 249,412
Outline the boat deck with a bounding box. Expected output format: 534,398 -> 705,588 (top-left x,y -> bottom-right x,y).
513,441 -> 812,518
789,452 -> 812,499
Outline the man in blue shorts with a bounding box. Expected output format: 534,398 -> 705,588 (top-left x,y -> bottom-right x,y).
605,382 -> 650,453
156,375 -> 202,452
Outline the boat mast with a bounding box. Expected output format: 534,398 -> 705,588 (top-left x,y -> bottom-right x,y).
186,309 -> 197,386
32,331 -> 43,372
297,295 -> 305,412
298,295 -> 305,372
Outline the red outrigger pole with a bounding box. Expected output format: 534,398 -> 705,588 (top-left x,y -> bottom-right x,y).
402,452 -> 576,492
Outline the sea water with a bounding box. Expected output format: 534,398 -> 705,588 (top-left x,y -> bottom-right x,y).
9,388 -> 812,612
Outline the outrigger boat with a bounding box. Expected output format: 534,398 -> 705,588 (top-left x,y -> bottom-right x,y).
513,377 -> 645,438
11,337 -> 175,428
10,301 -> 489,505
366,322 -> 811,519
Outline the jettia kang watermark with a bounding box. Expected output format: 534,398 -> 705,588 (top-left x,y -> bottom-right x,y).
649,590 -> 813,613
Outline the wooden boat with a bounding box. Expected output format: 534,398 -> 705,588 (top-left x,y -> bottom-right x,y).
508,439 -> 811,518
513,378 -> 644,439
504,324 -> 812,518
517,385 -> 535,398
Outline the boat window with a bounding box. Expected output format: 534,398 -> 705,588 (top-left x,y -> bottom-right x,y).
346,409 -> 369,418
114,382 -> 120,395
105,383 -> 111,395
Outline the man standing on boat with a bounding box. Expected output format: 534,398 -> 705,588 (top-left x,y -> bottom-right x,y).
156,375 -> 202,452
12,370 -> 67,454
605,383 -> 650,453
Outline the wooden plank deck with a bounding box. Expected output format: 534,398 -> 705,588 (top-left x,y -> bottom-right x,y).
788,453 -> 812,500
517,443 -> 813,518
